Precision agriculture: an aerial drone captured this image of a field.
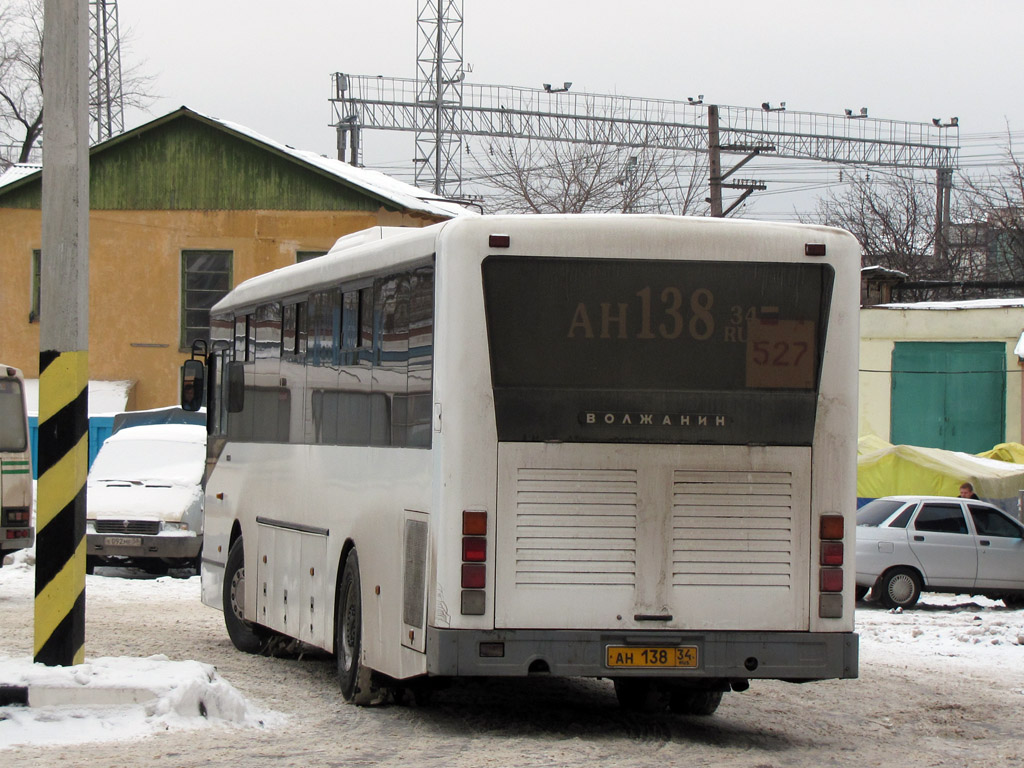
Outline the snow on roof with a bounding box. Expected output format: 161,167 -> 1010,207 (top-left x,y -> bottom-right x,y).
0,163 -> 42,188
22,380 -> 133,418
861,265 -> 909,279
186,109 -> 475,221
0,109 -> 476,221
870,297 -> 1024,311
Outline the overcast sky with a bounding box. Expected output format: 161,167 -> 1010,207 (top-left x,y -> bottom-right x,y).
119,0 -> 1023,218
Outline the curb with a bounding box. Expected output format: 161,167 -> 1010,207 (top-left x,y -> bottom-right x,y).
0,683 -> 159,707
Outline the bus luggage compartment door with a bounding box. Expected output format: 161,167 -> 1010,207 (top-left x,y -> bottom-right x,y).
493,443 -> 811,632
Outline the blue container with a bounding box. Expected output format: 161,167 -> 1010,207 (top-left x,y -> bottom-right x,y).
27,414 -> 116,479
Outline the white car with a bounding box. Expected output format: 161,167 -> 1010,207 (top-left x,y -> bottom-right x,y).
856,495 -> 1024,609
86,423 -> 206,574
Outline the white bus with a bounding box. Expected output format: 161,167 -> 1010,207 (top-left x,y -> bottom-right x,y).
184,215 -> 860,714
1,364 -> 34,563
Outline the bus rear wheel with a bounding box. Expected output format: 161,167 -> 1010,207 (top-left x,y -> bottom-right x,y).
335,550 -> 380,705
669,688 -> 723,716
613,678 -> 669,712
222,538 -> 273,654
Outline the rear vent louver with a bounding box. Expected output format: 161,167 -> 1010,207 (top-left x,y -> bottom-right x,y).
513,467 -> 638,586
672,470 -> 795,588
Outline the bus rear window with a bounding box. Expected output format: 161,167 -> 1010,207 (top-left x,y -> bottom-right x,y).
0,379 -> 27,452
482,256 -> 833,445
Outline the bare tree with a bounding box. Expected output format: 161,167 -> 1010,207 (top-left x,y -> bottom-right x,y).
805,169 -> 983,287
960,128 -> 1024,281
0,0 -> 44,169
466,136 -> 711,216
0,0 -> 153,171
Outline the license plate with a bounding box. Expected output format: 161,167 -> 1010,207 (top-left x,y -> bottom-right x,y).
104,536 -> 142,547
606,646 -> 699,669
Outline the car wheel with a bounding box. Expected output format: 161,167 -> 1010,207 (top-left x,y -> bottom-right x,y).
1001,594 -> 1024,609
222,538 -> 273,654
855,585 -> 869,602
335,550 -> 380,705
879,567 -> 922,609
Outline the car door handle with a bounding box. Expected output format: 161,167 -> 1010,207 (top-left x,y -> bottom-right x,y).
913,535 -> 924,541
979,540 -> 991,546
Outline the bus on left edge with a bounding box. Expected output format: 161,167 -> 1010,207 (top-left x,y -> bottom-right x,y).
0,364 -> 34,565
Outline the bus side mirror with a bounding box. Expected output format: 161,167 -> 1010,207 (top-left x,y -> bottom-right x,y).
181,359 -> 205,412
226,361 -> 245,413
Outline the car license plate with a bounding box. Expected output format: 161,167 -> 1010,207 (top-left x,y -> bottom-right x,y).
104,536 -> 142,547
606,646 -> 699,669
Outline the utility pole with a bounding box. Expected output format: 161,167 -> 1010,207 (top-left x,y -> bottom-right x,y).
708,105 -> 723,217
35,0 -> 90,667
934,167 -> 953,261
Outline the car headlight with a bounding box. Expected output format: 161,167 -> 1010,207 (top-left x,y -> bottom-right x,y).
162,521 -> 189,532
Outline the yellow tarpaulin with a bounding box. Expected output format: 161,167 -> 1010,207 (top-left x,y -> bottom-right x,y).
857,441 -> 1024,513
976,442 -> 1024,464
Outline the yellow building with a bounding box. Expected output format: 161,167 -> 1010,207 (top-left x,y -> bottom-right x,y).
860,299 -> 1024,453
0,107 -> 466,410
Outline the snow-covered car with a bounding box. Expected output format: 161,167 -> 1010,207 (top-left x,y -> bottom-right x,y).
86,423 -> 206,574
856,495 -> 1024,609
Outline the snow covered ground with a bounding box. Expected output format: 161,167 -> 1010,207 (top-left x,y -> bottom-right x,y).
2,542 -> 1023,762
0,548 -> 280,750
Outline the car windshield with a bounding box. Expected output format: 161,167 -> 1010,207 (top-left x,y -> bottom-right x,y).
89,437 -> 205,485
856,499 -> 908,527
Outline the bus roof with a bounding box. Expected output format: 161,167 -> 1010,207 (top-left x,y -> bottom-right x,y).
212,214 -> 858,316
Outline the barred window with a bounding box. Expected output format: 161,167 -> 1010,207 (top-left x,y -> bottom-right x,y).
181,250 -> 232,349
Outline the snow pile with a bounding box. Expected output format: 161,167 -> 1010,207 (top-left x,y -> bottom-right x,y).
0,655 -> 275,750
0,546 -> 282,750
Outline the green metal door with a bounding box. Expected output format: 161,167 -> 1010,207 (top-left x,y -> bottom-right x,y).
891,342 -> 1006,453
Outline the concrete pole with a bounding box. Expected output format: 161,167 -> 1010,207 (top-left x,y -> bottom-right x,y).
708,105 -> 723,218
34,0 -> 90,667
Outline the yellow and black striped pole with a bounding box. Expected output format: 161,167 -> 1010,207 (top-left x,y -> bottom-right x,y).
34,352 -> 89,665
34,0 -> 90,667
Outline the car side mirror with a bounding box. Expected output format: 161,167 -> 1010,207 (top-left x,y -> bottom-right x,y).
180,359 -> 205,412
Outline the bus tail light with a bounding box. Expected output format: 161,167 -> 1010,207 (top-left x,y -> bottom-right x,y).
820,541 -> 844,566
461,564 -> 486,588
2,508 -> 30,527
818,514 -> 845,618
462,537 -> 486,562
461,510 -> 487,615
820,515 -> 844,540
820,568 -> 843,592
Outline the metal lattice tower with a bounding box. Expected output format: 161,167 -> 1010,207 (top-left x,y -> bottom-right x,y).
88,0 -> 125,143
329,1 -> 958,214
414,0 -> 464,196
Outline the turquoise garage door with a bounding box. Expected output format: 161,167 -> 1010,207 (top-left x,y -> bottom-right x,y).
890,341 -> 1006,453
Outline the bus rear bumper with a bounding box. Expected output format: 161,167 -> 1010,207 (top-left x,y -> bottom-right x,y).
425,628 -> 859,681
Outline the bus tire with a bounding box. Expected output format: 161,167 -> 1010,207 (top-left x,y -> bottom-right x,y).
669,688 -> 723,716
879,566 -> 922,610
223,538 -> 273,654
335,550 -> 379,705
613,678 -> 669,712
